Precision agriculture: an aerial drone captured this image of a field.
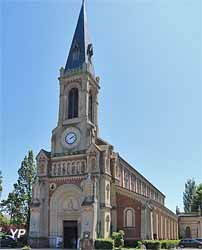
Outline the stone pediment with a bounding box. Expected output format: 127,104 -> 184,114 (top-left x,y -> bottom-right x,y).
87,143 -> 101,155
36,149 -> 50,160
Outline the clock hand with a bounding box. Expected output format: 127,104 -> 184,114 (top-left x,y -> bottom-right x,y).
69,135 -> 75,140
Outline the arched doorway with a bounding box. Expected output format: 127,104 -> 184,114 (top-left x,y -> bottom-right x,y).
185,226 -> 191,238
49,184 -> 82,248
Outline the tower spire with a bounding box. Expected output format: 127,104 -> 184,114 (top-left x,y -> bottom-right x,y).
65,0 -> 94,76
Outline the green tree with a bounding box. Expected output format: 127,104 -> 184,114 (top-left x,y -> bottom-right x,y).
183,178 -> 196,213
0,151 -> 36,232
191,183 -> 202,215
1,191 -> 25,225
16,150 -> 36,232
0,213 -> 10,226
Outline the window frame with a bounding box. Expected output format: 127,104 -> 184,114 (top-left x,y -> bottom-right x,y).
88,90 -> 94,123
68,88 -> 79,119
124,207 -> 136,228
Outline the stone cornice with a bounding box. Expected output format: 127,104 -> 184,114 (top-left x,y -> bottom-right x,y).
51,154 -> 86,161
59,70 -> 100,90
150,199 -> 178,219
49,176 -> 85,181
116,185 -> 148,205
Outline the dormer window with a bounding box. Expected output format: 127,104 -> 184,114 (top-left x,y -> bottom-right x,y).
72,43 -> 80,61
87,43 -> 93,63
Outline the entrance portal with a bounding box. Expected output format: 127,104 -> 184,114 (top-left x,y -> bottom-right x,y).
63,221 -> 78,249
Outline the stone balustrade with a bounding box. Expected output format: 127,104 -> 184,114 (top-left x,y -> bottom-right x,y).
51,160 -> 87,176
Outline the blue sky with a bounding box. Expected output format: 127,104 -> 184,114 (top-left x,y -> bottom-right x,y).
1,0 -> 201,212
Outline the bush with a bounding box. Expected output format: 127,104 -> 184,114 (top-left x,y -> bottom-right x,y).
21,246 -> 31,250
112,230 -> 124,248
160,240 -> 180,249
137,240 -> 143,249
94,238 -> 114,249
142,240 -> 161,250
137,240 -> 180,249
124,240 -> 138,248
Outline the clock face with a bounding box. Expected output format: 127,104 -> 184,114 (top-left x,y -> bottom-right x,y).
61,127 -> 81,149
65,132 -> 77,145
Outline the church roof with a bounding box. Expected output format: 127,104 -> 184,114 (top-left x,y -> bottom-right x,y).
36,149 -> 51,159
65,0 -> 94,76
119,156 -> 166,197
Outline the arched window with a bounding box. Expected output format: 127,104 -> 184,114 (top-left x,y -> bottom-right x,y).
185,226 -> 191,238
68,88 -> 78,119
124,208 -> 135,228
88,91 -> 93,122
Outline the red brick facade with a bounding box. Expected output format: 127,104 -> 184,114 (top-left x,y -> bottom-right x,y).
116,193 -> 142,240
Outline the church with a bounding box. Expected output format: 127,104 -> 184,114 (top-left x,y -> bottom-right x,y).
29,1 -> 178,249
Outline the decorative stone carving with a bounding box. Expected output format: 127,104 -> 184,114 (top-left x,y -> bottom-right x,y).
50,183 -> 56,191
51,159 -> 87,176
63,197 -> 78,211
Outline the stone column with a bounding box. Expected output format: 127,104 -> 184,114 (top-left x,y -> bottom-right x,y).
150,211 -> 154,240
122,168 -> 125,187
156,212 -> 159,239
80,175 -> 98,250
129,174 -> 132,191
141,202 -> 153,240
141,205 -> 147,239
111,184 -> 117,233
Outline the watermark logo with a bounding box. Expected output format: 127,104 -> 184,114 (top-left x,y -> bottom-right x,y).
0,227 -> 26,239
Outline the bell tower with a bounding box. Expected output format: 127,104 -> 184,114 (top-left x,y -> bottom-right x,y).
51,0 -> 100,156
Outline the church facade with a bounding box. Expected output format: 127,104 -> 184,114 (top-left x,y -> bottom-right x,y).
29,1 -> 178,248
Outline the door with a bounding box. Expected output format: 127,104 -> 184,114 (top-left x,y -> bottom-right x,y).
63,221 -> 78,249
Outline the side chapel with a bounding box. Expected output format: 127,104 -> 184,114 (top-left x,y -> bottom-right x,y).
29,1 -> 178,248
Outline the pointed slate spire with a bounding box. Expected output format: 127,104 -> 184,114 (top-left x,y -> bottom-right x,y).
65,0 -> 94,76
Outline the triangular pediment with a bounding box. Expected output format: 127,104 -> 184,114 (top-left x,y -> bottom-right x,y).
87,143 -> 101,155
36,149 -> 50,160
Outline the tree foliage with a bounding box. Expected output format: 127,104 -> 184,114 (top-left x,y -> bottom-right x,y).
183,178 -> 196,213
191,183 -> 202,215
0,150 -> 36,231
0,212 -> 9,226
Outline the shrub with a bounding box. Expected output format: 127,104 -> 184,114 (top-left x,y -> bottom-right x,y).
112,230 -> 124,248
142,240 -> 161,250
21,246 -> 31,250
94,238 -> 114,249
160,240 -> 180,249
137,240 -> 143,249
124,240 -> 139,248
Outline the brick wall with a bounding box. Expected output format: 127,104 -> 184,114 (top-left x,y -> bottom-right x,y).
116,192 -> 141,240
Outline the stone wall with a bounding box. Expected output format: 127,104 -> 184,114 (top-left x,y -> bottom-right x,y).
178,213 -> 202,238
